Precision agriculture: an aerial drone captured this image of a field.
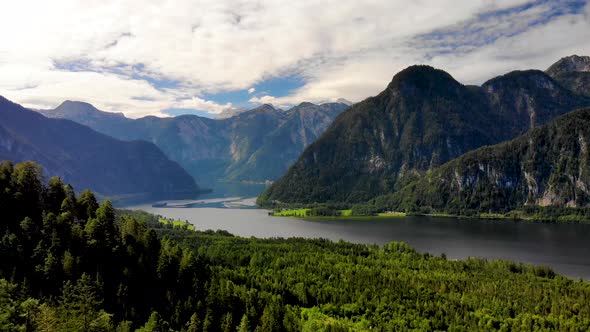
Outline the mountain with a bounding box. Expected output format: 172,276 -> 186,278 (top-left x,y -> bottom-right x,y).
385,108 -> 590,213
38,100 -> 129,126
258,65 -> 590,205
37,101 -> 349,184
0,96 -> 199,196
215,107 -> 248,119
546,55 -> 590,97
336,98 -> 353,105
225,102 -> 348,181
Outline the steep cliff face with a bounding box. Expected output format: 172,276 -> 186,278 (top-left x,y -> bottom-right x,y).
258,65 -> 590,205
546,55 -> 590,97
482,70 -> 586,130
547,55 -> 590,76
387,109 -> 590,212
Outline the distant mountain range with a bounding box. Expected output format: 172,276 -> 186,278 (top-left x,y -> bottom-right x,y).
258,56 -> 590,210
37,101 -> 349,185
0,96 -> 199,197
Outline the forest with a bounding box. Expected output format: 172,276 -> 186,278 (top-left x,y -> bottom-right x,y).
1,160 -> 590,331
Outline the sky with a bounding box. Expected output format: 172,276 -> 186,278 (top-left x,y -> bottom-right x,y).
1,0 -> 589,118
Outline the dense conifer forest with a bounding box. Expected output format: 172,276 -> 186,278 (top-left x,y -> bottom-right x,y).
1,161 -> 590,331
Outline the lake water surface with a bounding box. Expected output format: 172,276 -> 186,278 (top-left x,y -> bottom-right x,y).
126,192 -> 590,280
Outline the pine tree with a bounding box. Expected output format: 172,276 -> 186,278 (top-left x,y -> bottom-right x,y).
185,313 -> 200,332
237,314 -> 250,332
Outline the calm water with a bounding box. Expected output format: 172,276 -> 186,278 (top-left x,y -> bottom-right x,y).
127,194 -> 590,280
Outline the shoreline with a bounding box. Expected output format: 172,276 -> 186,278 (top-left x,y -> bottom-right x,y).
268,209 -> 590,224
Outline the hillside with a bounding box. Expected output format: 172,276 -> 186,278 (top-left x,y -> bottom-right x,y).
258,65 -> 590,205
38,101 -> 348,184
0,96 -> 199,196
382,108 -> 590,214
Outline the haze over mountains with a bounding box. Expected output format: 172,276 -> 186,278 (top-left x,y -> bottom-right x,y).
38,101 -> 349,185
259,56 -> 590,210
0,96 -> 199,196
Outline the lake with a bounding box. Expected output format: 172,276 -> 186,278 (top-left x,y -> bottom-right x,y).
125,186 -> 590,280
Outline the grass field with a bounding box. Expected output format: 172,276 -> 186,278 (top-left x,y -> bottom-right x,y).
271,209 -> 407,219
376,211 -> 407,217
159,217 -> 195,231
272,209 -> 310,217
340,209 -> 353,216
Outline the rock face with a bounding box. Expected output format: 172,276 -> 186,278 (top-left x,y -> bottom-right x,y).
387,108 -> 590,212
37,101 -> 348,184
546,55 -> 590,97
547,55 -> 590,76
0,96 -> 199,196
258,65 -> 590,205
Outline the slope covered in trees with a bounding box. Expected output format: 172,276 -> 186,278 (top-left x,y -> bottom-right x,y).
258,64 -> 590,206
0,96 -> 199,196
2,161 -> 590,331
375,108 -> 590,216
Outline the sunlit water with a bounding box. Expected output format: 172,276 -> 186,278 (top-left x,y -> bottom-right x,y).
125,190 -> 590,280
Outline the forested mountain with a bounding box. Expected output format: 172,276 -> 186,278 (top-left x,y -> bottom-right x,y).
1,161 -> 590,331
259,64 -> 590,205
546,55 -> 590,97
380,108 -> 590,214
38,101 -> 348,184
0,96 -> 199,196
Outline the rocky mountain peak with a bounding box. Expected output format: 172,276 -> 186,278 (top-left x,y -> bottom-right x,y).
336,98 -> 353,105
254,104 -> 277,112
53,100 -> 126,119
545,55 -> 590,98
385,65 -> 462,97
546,55 -> 590,76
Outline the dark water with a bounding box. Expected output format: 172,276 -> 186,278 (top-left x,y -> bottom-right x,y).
127,197 -> 590,280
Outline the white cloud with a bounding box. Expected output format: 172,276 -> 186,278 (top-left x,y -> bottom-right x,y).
247,87 -> 256,94
0,0 -> 588,116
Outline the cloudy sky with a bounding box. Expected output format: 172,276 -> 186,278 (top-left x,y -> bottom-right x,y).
1,0 -> 589,118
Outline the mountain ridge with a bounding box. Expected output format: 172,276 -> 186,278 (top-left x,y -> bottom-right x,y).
36,100 -> 349,184
258,62 -> 590,206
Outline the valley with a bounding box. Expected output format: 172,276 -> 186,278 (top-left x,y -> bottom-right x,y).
127,196 -> 590,280
4,51 -> 590,330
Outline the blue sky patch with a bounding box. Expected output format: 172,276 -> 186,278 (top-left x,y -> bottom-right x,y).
202,74 -> 306,109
